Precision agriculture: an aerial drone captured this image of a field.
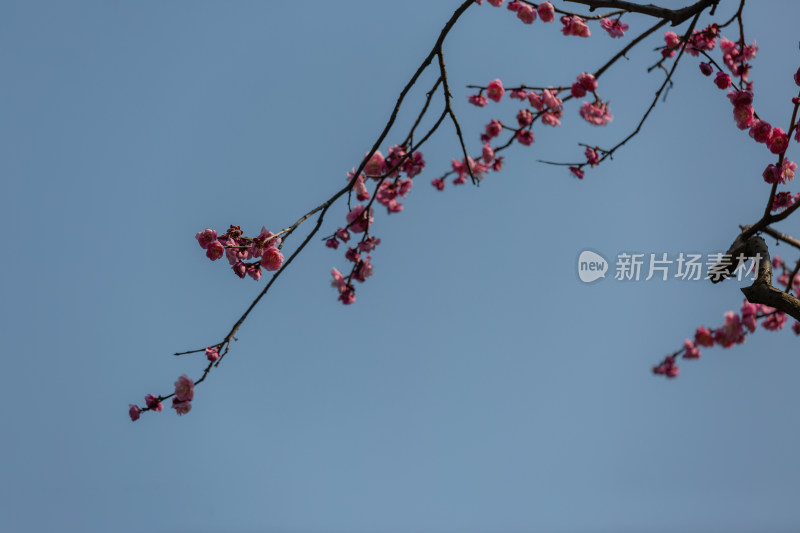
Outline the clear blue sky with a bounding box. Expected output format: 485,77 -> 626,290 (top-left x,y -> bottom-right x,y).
2,1 -> 800,532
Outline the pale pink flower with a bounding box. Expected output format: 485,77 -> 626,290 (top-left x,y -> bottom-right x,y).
145,394 -> 163,412
541,111 -> 561,127
509,89 -> 528,100
695,326 -> 715,347
527,91 -> 544,111
172,398 -> 192,416
262,247 -> 284,271
663,31 -> 680,50
331,268 -> 347,293
352,255 -> 373,283
542,89 -> 562,110
129,404 -> 141,421
740,301 -> 758,333
762,311 -> 788,331
482,144 -> 495,164
346,204 -> 374,233
516,4 -> 536,24
358,237 -> 381,252
468,94 -> 488,107
174,374 -> 195,402
195,229 -> 217,249
780,159 -> 797,183
537,2 -> 555,22
682,339 -> 701,359
560,15 -> 590,37
714,312 -> 745,348
485,119 -> 503,138
205,240 -> 225,261
585,147 -> 599,166
206,347 -> 220,362
335,227 -> 350,242
364,150 -> 387,178
600,18 -> 628,38
232,261 -> 247,278
579,101 -> 613,126
246,264 -> 261,280
487,79 -> 505,102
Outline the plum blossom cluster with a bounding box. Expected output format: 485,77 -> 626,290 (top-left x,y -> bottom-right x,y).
129,373 -> 200,420
196,226 -> 284,281
464,70 -> 613,181
653,297 -> 796,378
326,145 -> 425,304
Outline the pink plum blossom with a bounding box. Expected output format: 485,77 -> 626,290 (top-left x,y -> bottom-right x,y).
714,312 -> 745,348
206,347 -> 220,362
682,339 -> 700,359
600,18 -> 628,38
749,120 -> 773,143
767,128 -> 789,154
145,394 -> 163,412
232,261 -> 247,278
516,108 -> 533,127
485,119 -> 503,138
364,150 -> 387,178
516,4 -> 536,24
571,83 -> 586,98
246,264 -> 261,281
195,229 -> 217,249
172,398 -> 192,416
205,240 -> 225,261
487,79 -> 505,102
569,167 -> 584,179
346,204 -> 374,233
537,2 -> 555,22
482,144 -> 495,164
516,130 -> 534,146
468,94 -> 488,107
714,72 -> 731,89
174,374 -> 195,402
771,192 -> 796,212
431,178 -> 445,190
579,101 -> 613,126
740,300 -> 758,333
129,404 -> 141,421
762,311 -> 788,331
694,326 -> 714,346
527,91 -> 544,111
577,73 -> 597,92
560,15 -> 590,37
262,247 -> 284,271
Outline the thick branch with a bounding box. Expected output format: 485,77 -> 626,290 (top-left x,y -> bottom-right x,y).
563,0 -> 719,25
738,236 -> 800,322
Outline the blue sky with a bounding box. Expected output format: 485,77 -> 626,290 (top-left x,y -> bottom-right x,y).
2,1 -> 800,532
